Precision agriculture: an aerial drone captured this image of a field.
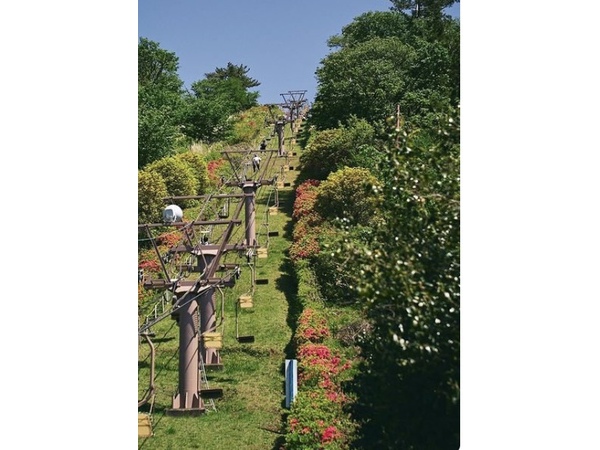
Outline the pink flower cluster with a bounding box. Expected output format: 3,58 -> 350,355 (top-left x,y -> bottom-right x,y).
138,259 -> 160,273
156,231 -> 182,248
295,309 -> 330,345
292,180 -> 321,220
321,425 -> 341,444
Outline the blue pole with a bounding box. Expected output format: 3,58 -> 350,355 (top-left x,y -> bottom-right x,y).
285,359 -> 297,408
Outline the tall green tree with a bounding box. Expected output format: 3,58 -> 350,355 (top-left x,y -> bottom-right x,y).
180,64 -> 260,143
310,37 -> 416,130
326,11 -> 413,49
138,38 -> 186,168
138,37 -> 183,91
309,10 -> 459,131
204,62 -> 260,89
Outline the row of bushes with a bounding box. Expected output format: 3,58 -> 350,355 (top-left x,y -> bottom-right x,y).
283,260 -> 356,450
138,151 -> 230,224
283,178 -> 361,449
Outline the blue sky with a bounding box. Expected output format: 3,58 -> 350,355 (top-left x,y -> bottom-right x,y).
139,0 -> 459,104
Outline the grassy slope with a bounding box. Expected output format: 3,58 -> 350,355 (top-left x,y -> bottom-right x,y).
139,129 -> 301,450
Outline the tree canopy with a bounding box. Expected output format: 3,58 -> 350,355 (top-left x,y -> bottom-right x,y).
204,62 -> 260,89
138,38 -> 186,169
178,63 -> 260,143
138,41 -> 262,161
311,37 -> 416,130
310,10 -> 459,131
391,0 -> 459,18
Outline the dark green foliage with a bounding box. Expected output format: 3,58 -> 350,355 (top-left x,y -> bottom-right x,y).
310,37 -> 416,131
309,167 -> 380,307
138,100 -> 183,169
300,129 -> 343,180
299,118 -> 380,180
191,76 -> 259,112
390,0 -> 458,19
348,108 -> 460,449
310,10 -> 459,132
313,227 -> 372,307
327,11 -> 413,49
181,93 -> 233,143
204,62 -> 260,88
138,37 -> 183,91
181,76 -> 260,143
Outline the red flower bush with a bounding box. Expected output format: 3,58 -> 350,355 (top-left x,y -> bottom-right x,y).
289,233 -> 321,261
321,425 -> 341,444
285,336 -> 354,448
295,308 -> 330,345
293,180 -> 321,220
138,259 -> 160,273
207,158 -> 226,185
156,231 -> 183,248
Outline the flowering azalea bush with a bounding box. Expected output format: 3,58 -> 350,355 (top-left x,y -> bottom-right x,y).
290,181 -> 328,262
206,158 -> 227,187
297,344 -> 351,390
284,177 -> 357,449
289,233 -> 321,262
228,105 -> 270,144
294,309 -> 330,346
292,180 -> 321,220
284,300 -> 355,448
285,394 -> 353,450
138,259 -> 160,273
284,342 -> 355,449
156,230 -> 183,248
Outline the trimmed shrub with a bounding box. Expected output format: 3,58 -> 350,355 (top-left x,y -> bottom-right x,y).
299,129 -> 343,180
138,169 -> 168,224
175,151 -> 209,195
298,117 -> 379,181
314,167 -> 382,226
146,155 -> 199,208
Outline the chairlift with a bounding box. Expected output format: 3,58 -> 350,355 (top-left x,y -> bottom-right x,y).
218,198 -> 230,219
200,388 -> 224,399
236,292 -> 255,344
202,332 -> 223,349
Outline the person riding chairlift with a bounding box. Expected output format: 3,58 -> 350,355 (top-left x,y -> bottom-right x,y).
252,154 -> 261,172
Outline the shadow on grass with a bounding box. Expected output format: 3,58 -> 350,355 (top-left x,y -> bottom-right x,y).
270,188 -> 303,450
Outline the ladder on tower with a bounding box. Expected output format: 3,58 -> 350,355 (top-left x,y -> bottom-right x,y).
199,351 -> 216,412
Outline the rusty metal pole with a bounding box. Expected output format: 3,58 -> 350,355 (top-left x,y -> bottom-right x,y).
199,288 -> 219,365
167,291 -> 204,415
197,252 -> 220,365
276,120 -> 285,156
243,182 -> 257,247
